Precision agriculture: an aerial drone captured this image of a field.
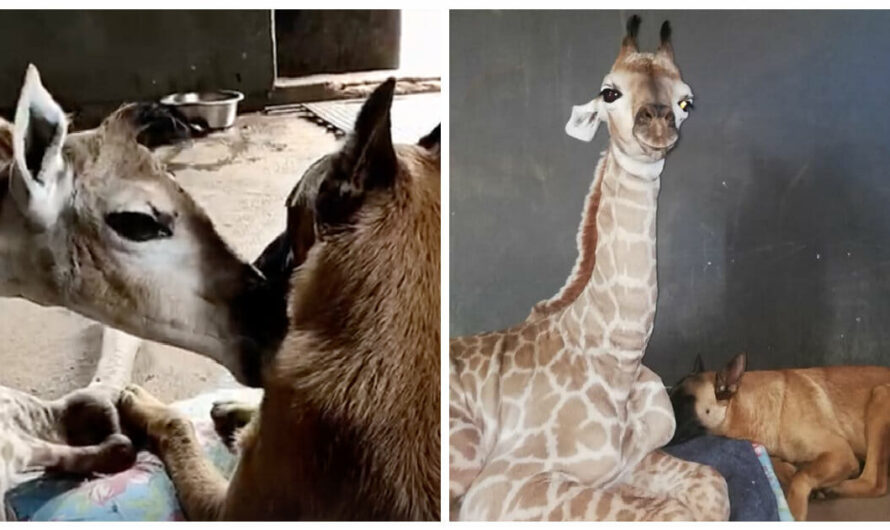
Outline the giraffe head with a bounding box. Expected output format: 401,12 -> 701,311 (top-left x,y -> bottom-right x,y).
0,65 -> 283,386
566,15 -> 694,168
667,352 -> 748,444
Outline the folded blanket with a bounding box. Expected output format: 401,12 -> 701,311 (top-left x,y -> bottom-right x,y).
664,435 -> 787,521
4,388 -> 260,521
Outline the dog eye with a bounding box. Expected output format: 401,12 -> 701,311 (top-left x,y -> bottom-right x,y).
679,99 -> 694,112
600,88 -> 622,103
106,210 -> 174,242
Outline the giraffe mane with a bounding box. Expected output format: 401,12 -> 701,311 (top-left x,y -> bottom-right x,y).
531,151 -> 608,317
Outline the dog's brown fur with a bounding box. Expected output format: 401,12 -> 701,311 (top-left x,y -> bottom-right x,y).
670,353 -> 890,521
118,80 -> 441,520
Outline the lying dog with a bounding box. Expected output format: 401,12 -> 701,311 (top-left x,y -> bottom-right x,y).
669,352 -> 890,521
118,79 -> 441,520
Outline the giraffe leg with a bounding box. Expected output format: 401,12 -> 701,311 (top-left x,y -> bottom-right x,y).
26,434 -> 136,475
449,374 -> 486,519
622,450 -> 730,521
461,469 -> 701,521
826,384 -> 890,498
623,366 -> 677,460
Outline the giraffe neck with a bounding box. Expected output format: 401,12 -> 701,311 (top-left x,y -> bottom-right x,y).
540,144 -> 662,364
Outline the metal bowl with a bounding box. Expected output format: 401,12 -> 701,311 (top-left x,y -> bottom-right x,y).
159,90 -> 244,130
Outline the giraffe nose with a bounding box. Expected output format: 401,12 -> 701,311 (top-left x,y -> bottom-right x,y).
635,104 -> 675,127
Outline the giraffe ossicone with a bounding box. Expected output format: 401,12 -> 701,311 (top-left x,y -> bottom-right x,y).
450,15 -> 730,521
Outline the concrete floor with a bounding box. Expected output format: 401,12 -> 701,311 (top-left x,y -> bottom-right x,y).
0,111 -> 337,402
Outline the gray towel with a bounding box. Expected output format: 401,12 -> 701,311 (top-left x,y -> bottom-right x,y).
663,435 -> 780,521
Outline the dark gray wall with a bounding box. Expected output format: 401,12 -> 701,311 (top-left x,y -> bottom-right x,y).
0,11 -> 275,120
450,10 -> 890,384
275,10 -> 400,77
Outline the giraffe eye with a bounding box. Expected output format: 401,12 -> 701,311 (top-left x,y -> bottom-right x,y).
679,99 -> 694,112
600,88 -> 622,103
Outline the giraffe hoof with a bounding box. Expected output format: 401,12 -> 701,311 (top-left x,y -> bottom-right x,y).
94,434 -> 136,473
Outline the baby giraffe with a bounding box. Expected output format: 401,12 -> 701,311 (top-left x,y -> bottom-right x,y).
450,17 -> 729,520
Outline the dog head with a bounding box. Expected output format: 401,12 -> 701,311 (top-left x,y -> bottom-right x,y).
668,352 -> 747,444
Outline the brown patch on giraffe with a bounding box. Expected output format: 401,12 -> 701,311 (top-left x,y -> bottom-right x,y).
551,353 -> 587,389
515,476 -> 549,509
554,399 -> 607,456
459,372 -> 478,392
481,333 -> 499,352
502,371 -> 529,395
617,508 -> 637,521
537,331 -> 564,365
514,432 -> 547,459
587,384 -> 619,418
576,455 -> 618,484
514,344 -> 535,369
484,458 -> 510,476
555,398 -> 587,456
595,492 -> 613,519
468,355 -> 482,372
535,156 -> 607,314
610,424 -> 622,445
451,426 -> 480,460
525,392 -> 560,428
569,487 -> 594,519
521,321 -> 542,341
547,507 -> 563,521
502,332 -> 519,353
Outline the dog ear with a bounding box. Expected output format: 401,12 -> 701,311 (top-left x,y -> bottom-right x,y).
692,354 -> 705,374
315,78 -> 397,233
715,352 -> 746,400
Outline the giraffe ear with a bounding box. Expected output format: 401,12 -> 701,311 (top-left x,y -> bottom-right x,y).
565,97 -> 602,142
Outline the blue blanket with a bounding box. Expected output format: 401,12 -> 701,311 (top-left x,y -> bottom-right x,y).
664,435 -> 781,521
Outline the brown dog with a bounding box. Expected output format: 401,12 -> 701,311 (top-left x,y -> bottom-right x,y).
669,353 -> 890,521
117,79 -> 441,520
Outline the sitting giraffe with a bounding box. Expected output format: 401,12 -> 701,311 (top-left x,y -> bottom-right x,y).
450,17 -> 730,521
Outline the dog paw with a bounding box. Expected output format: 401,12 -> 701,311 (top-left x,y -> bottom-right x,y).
210,400 -> 256,450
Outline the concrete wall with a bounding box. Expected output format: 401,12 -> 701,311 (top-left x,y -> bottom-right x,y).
275,10 -> 400,77
450,10 -> 890,384
0,11 -> 275,122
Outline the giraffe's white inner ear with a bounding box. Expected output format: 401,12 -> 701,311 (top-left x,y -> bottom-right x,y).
10,64 -> 71,228
565,98 -> 602,142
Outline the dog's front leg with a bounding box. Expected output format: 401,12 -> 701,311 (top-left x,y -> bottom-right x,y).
119,384 -> 228,520
786,448 -> 858,521
769,457 -> 797,494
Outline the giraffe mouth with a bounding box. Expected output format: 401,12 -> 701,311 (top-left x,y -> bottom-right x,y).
636,136 -> 677,154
